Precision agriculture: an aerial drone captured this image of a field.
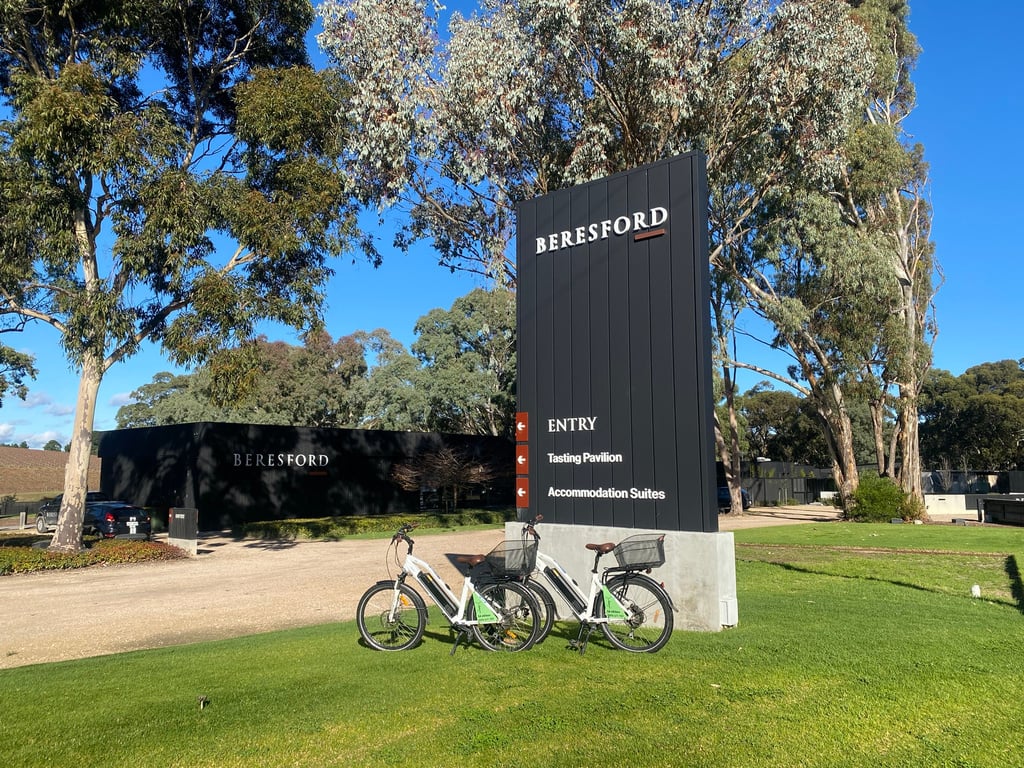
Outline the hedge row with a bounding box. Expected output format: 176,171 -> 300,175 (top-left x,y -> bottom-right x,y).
0,537 -> 188,575
236,508 -> 517,541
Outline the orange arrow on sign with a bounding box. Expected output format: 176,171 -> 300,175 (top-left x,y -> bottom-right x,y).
515,477 -> 529,508
515,445 -> 528,474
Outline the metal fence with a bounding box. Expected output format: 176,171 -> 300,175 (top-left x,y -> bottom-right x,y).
0,499 -> 44,528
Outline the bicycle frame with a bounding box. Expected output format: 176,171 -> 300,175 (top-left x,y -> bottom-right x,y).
533,549 -> 631,624
395,552 -> 503,628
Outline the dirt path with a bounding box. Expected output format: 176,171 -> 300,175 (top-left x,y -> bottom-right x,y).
0,508 -> 839,670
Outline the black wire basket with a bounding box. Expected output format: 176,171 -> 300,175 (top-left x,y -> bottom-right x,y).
484,539 -> 538,577
612,534 -> 666,570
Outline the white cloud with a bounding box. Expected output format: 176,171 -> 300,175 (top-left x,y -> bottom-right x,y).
44,402 -> 75,417
19,392 -> 52,409
0,423 -> 14,442
24,430 -> 66,449
108,392 -> 134,407
14,390 -> 74,418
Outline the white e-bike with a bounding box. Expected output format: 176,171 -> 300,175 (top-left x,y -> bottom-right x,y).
490,515 -> 675,654
356,523 -> 542,654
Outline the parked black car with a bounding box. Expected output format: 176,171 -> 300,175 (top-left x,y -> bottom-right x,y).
717,486 -> 752,511
85,501 -> 151,540
36,494 -> 150,539
35,491 -> 111,533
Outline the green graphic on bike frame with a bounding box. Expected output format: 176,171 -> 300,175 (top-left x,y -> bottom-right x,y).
472,592 -> 499,623
602,586 -> 627,619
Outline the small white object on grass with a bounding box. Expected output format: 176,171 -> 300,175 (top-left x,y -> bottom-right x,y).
971,585 -> 981,598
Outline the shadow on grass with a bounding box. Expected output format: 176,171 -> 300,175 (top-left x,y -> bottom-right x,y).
1005,555 -> 1024,614
747,557 -> 1024,613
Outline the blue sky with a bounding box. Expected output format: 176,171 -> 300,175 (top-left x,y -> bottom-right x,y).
2,1 -> 1021,449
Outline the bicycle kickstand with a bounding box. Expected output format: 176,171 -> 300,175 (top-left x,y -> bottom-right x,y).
450,627 -> 471,656
568,623 -> 595,655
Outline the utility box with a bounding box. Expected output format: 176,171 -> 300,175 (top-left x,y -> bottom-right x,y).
168,507 -> 198,555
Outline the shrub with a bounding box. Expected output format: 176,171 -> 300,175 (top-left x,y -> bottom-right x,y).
846,475 -> 924,522
0,537 -> 188,575
236,509 -> 516,541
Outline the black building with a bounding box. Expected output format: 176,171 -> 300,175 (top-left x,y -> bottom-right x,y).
98,422 -> 513,530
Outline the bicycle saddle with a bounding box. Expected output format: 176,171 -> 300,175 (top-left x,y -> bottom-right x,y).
454,554 -> 486,567
585,542 -> 616,554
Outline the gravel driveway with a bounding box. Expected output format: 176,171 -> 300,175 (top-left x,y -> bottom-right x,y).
0,508 -> 839,669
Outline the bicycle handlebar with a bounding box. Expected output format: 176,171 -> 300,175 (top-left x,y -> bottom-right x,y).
392,522 -> 418,554
522,514 -> 543,540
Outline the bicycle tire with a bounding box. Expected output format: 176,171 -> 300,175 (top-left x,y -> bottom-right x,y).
471,581 -> 541,652
524,578 -> 556,643
356,581 -> 427,651
597,573 -> 673,653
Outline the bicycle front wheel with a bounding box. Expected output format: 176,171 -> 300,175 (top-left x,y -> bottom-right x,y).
525,578 -> 556,644
471,581 -> 541,652
356,581 -> 426,651
598,573 -> 673,653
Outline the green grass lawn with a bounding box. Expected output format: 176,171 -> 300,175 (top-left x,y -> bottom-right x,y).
2,523 -> 1023,767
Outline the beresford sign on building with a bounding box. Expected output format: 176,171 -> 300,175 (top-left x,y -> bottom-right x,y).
515,152 -> 718,533
512,153 -> 736,629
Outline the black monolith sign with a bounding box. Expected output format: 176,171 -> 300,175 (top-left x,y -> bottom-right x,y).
516,152 -> 716,532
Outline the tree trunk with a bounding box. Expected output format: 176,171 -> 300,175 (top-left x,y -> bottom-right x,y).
897,383 -> 926,517
724,375 -> 745,514
813,384 -> 860,511
49,353 -> 103,553
869,397 -> 886,475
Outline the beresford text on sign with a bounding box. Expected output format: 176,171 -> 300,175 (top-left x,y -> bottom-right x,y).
534,207 -> 668,254
233,452 -> 329,468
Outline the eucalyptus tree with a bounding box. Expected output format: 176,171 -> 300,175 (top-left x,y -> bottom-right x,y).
411,287 -> 516,437
318,0 -> 870,282
0,0 -> 356,551
116,332 -> 371,429
345,329 -> 428,431
711,1 -> 934,508
831,0 -> 936,501
318,0 -> 874,510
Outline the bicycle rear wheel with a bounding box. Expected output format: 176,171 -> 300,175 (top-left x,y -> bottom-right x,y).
598,573 -> 673,653
471,581 -> 541,651
356,581 -> 426,651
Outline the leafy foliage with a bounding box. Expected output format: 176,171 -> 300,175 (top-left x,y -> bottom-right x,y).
0,537 -> 188,575
116,331 -> 373,429
846,474 -> 923,523
0,0 -> 358,549
409,287 -> 516,436
920,360 -> 1024,471
117,287 -> 519,436
0,343 -> 36,408
237,509 -> 514,540
717,0 -> 935,508
318,0 -> 873,285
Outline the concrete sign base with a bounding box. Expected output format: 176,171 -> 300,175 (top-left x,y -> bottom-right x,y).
506,521 -> 738,632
